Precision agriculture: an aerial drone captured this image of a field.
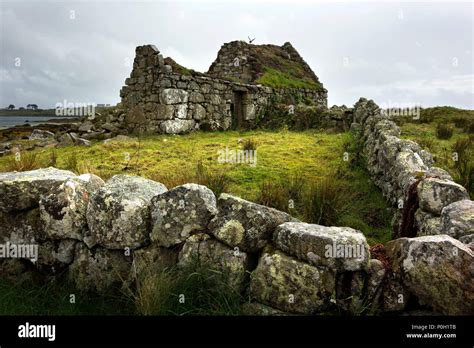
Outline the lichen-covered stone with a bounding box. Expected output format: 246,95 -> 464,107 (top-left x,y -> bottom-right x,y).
250,251 -> 335,314
160,88 -> 188,104
273,222 -> 369,272
178,233 -> 249,291
132,245 -> 179,274
160,119 -> 196,134
381,272 -> 410,313
417,178 -> 469,216
0,209 -> 42,244
0,167 -> 76,213
209,194 -> 295,252
459,234 -> 474,244
386,235 -> 474,315
366,259 -> 386,310
36,239 -> 77,274
150,184 -> 217,247
439,200 -> 474,239
40,174 -> 104,241
414,209 -> 442,236
86,175 -> 167,249
68,242 -> 132,292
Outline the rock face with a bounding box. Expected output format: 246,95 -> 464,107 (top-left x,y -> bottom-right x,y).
439,200 -> 474,239
273,222 -> 369,271
417,178 -> 469,216
178,233 -> 249,291
40,174 -> 104,240
150,184 -> 217,247
209,194 -> 295,252
386,235 -> 474,315
0,168 -> 76,213
250,251 -> 335,314
86,175 -> 167,249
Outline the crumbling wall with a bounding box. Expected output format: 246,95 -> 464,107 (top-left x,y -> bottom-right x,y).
118,45 -> 327,134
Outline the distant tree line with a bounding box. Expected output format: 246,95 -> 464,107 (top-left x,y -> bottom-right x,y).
6,104 -> 39,110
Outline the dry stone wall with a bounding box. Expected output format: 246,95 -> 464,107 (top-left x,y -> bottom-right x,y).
351,98 -> 473,242
1,166 -> 472,315
118,45 -> 327,134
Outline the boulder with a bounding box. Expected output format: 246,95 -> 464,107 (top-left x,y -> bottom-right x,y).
209,194 -> 295,252
417,178 -> 469,215
40,174 -> 105,240
386,235 -> 474,315
439,200 -> 474,239
178,234 -> 249,291
150,184 -> 217,247
29,129 -> 55,140
78,121 -> 94,133
273,222 -> 369,272
0,167 -> 76,213
86,175 -> 167,249
68,242 -> 132,293
250,251 -> 335,314
57,133 -> 74,146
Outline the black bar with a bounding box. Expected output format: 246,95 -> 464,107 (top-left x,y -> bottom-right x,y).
0,316 -> 472,346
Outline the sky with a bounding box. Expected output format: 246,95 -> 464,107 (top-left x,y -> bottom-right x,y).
0,0 -> 473,109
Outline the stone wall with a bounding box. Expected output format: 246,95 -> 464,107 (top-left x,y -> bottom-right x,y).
118,45 -> 327,134
1,167 -> 472,315
351,98 -> 473,242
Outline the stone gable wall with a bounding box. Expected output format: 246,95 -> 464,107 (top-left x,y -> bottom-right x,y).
119,45 -> 327,134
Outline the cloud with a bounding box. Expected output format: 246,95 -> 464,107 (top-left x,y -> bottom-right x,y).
0,0 -> 472,109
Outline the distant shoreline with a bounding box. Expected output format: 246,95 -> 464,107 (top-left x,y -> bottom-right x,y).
0,109 -> 57,117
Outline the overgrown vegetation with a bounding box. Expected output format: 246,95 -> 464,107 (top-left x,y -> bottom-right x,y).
126,259 -> 245,315
256,67 -> 321,90
436,123 -> 454,140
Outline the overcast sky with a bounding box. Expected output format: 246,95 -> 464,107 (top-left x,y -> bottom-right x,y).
0,0 -> 473,109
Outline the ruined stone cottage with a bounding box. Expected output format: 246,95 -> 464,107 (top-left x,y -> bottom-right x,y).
119,41 -> 328,134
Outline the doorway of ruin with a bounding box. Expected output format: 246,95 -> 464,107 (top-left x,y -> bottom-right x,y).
232,90 -> 246,129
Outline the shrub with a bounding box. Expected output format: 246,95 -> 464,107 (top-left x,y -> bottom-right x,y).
302,176 -> 354,226
47,150 -> 57,167
453,117 -> 469,128
64,152 -> 80,174
127,258 -> 244,315
4,150 -> 40,172
464,121 -> 474,134
436,123 -> 454,140
195,162 -> 229,197
256,180 -> 290,212
415,138 -> 434,151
